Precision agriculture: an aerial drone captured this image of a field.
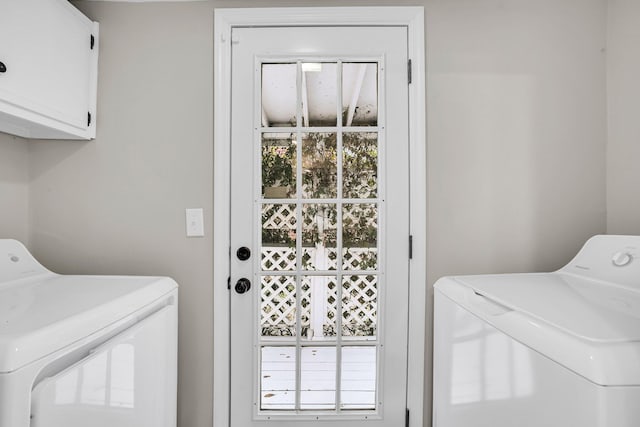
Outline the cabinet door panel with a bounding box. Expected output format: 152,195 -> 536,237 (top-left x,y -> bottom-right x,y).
0,0 -> 93,131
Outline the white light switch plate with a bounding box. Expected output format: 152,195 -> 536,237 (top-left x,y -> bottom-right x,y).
185,208 -> 204,237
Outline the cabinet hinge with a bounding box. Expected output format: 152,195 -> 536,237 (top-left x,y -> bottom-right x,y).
409,235 -> 413,259
87,112 -> 91,127
407,59 -> 412,84
405,408 -> 410,427
90,34 -> 95,50
227,276 -> 231,290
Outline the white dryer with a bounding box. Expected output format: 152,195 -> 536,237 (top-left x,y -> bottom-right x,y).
0,239 -> 178,427
433,235 -> 640,427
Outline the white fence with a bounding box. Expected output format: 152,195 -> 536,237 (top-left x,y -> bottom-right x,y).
260,203 -> 378,338
261,247 -> 377,338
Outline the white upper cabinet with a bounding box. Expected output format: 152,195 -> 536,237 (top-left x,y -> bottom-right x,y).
0,0 -> 99,140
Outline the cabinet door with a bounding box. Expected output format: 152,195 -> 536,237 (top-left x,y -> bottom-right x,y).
0,0 -> 97,137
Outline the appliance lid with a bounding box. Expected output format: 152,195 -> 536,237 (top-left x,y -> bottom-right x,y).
434,235 -> 640,386
435,272 -> 640,386
0,274 -> 177,373
0,240 -> 178,374
455,272 -> 640,343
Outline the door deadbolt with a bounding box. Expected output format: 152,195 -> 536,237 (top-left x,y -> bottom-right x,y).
236,246 -> 251,261
235,278 -> 251,294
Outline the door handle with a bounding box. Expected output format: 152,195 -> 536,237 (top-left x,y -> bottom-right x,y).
235,278 -> 251,294
0,62 -> 6,73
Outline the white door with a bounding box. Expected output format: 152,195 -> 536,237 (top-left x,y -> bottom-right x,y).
230,26 -> 410,426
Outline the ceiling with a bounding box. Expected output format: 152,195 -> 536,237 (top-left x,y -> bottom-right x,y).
261,62 -> 378,128
80,0 -> 209,2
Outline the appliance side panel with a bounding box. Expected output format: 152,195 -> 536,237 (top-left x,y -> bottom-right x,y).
433,291 -> 605,427
601,386 -> 640,427
29,302 -> 178,427
0,369 -> 36,427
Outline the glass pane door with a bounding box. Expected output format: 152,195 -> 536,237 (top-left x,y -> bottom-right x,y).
229,25 -> 409,427
258,61 -> 381,413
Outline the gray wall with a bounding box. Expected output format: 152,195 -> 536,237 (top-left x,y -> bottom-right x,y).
30,3 -> 215,426
0,133 -> 29,244
607,0 -> 640,235
0,1 -> 609,426
426,0 -> 607,281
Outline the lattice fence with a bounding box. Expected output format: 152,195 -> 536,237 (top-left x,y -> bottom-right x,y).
262,204 -> 377,246
261,275 -> 296,336
261,248 -> 378,337
261,247 -> 376,271
260,203 -> 378,338
340,274 -> 377,336
262,203 -> 377,230
262,204 -> 297,230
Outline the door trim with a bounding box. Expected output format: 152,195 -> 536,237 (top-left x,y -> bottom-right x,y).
213,7 -> 426,427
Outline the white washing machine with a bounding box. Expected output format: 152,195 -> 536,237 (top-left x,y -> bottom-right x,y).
433,235 -> 640,427
0,239 -> 178,427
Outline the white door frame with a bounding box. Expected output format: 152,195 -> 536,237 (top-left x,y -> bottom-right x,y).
213,7 -> 426,427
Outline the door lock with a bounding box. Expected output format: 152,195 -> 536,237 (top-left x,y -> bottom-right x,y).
235,278 -> 251,294
236,246 -> 251,261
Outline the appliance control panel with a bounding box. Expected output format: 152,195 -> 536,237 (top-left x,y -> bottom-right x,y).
612,251 -> 633,267
561,235 -> 639,289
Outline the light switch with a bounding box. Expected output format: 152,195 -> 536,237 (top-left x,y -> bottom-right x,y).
186,208 -> 204,237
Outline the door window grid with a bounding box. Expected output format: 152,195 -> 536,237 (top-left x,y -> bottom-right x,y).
257,60 -> 383,413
